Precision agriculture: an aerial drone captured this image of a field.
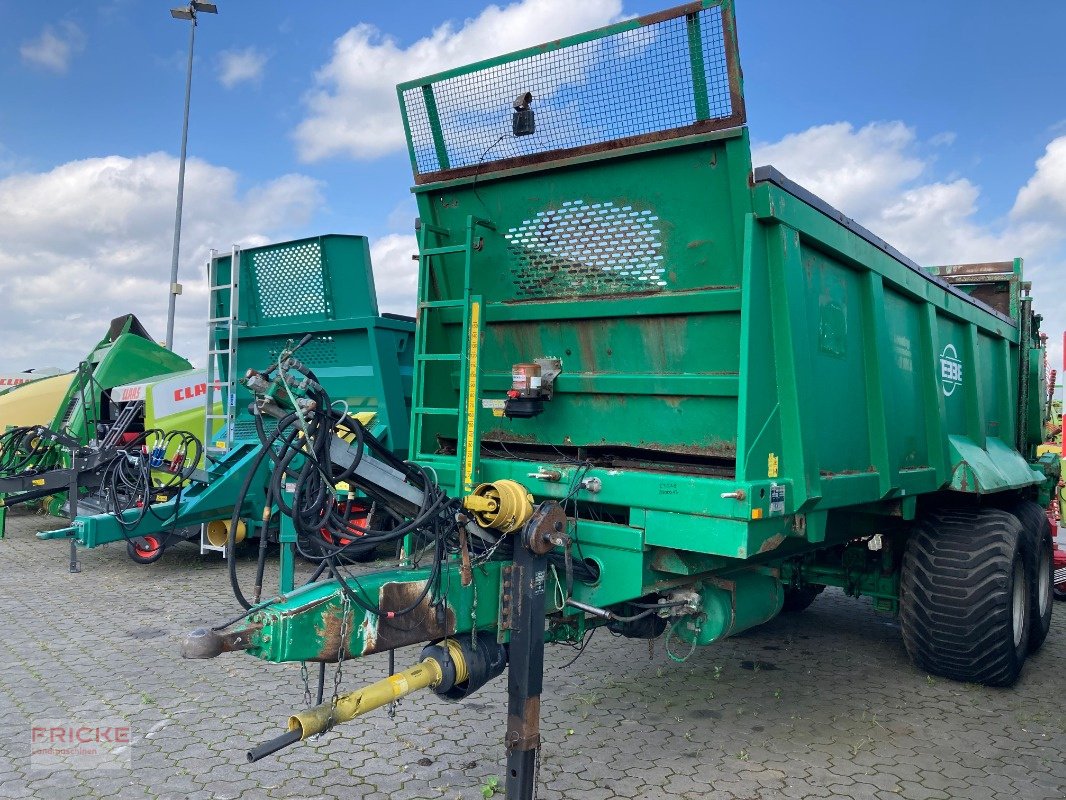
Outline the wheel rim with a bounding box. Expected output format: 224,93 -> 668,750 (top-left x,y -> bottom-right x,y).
1038,546 -> 1051,618
135,536 -> 161,557
1012,559 -> 1026,648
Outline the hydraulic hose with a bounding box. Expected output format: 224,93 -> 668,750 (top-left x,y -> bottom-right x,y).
228,431 -> 276,609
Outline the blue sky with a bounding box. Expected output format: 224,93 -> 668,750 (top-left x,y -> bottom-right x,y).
1,0 -> 1065,374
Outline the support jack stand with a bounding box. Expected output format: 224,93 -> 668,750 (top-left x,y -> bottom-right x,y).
68,471 -> 81,573
504,501 -> 567,800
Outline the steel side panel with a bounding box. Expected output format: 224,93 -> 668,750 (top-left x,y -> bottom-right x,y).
755,187 -> 1039,504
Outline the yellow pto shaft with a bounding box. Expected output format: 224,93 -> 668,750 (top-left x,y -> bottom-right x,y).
290,639 -> 468,739
247,639 -> 471,762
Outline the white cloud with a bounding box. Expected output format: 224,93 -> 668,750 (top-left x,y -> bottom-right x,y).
753,122 -> 924,222
370,234 -> 418,316
1012,137 -> 1066,224
294,0 -> 623,162
218,47 -> 268,89
0,154 -> 322,371
752,122 -> 1066,380
20,22 -> 86,74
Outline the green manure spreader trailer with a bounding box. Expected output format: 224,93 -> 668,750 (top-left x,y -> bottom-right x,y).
184,3 -> 1058,797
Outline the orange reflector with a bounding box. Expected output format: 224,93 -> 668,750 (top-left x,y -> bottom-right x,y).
751,509 -> 763,519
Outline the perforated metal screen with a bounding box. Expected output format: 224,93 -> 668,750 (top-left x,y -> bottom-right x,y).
399,1 -> 743,182
298,336 -> 339,366
232,416 -> 276,445
505,200 -> 665,298
251,240 -> 330,320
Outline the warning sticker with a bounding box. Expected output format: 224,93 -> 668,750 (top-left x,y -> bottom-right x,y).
482,398 -> 506,417
769,484 -> 785,515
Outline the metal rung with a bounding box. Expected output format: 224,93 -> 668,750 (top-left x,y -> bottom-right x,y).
420,300 -> 465,309
205,414 -> 229,420
207,316 -> 233,323
421,245 -> 467,256
419,223 -> 451,236
413,407 -> 459,416
416,354 -> 461,362
207,349 -> 233,355
414,453 -> 459,465
208,284 -> 233,292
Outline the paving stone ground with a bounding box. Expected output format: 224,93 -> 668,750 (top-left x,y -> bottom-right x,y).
1,506 -> 1065,799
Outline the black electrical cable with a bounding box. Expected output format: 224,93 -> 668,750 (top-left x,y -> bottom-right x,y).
228,421 -> 281,609
0,426 -> 49,475
99,428 -> 205,558
222,347 -> 600,624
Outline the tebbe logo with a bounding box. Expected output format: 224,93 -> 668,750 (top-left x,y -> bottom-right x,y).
940,343 -> 963,396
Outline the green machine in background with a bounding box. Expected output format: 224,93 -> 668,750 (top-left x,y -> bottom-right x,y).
0,315 -> 195,555
53,234 -> 414,592
182,4 -> 1058,798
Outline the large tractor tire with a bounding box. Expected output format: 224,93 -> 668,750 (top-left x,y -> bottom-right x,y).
1001,500 -> 1054,652
781,584 -> 825,613
900,507 -> 1029,687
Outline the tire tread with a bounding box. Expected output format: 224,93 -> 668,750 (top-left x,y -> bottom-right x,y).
900,508 -> 1027,687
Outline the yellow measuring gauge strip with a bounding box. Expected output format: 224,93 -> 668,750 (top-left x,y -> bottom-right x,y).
462,301 -> 481,493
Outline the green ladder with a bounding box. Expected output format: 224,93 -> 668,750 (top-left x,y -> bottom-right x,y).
409,215 -> 494,497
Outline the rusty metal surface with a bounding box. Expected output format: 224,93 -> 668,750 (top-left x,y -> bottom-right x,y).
310,581 -> 456,662
375,581 -> 455,655
932,262 -> 1015,277
506,696 -> 542,752
413,121 -> 747,186
180,625 -> 261,659
523,502 -> 568,556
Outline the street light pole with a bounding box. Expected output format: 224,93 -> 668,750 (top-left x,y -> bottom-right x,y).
166,2 -> 218,350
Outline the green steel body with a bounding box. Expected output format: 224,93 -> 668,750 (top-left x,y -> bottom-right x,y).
206,1 -> 1050,664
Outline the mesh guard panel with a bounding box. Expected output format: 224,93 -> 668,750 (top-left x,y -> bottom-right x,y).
252,240 -> 330,320
399,1 -> 743,183
505,200 -> 665,299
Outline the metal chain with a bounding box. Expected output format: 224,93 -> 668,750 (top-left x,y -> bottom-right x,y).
471,530 -> 506,566
300,661 -> 312,708
387,648 -> 399,720
324,593 -> 352,735
470,574 -> 478,649
533,745 -> 542,800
